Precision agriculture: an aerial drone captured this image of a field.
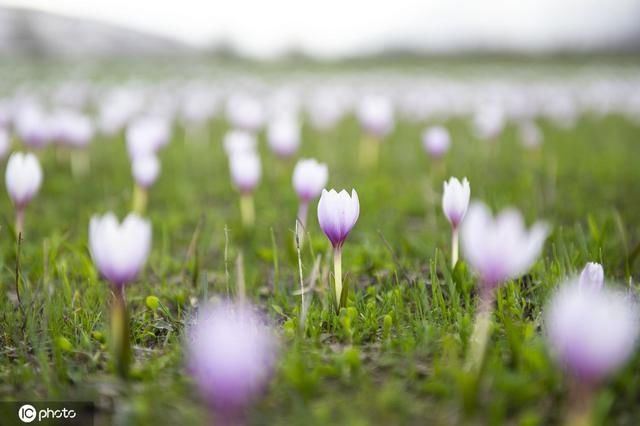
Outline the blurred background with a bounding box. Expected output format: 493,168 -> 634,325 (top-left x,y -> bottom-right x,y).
0,0 -> 639,61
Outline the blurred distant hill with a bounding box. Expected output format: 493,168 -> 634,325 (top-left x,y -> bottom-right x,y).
0,6 -> 195,58
0,6 -> 638,61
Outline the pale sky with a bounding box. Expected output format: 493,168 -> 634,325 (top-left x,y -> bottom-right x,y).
2,0 -> 640,57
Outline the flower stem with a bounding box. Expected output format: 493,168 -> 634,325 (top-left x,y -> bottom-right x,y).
15,208 -> 24,237
111,286 -> 131,379
565,381 -> 595,426
333,246 -> 343,311
465,287 -> 495,374
359,135 -> 380,169
451,227 -> 459,268
295,201 -> 308,247
239,193 -> 255,228
70,149 -> 90,178
132,184 -> 148,215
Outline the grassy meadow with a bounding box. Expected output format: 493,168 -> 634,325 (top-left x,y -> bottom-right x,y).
0,72 -> 640,425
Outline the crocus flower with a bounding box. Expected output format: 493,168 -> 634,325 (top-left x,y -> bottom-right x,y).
51,110 -> 94,148
89,212 -> 151,378
461,202 -> 549,291
223,130 -> 257,157
519,120 -> 542,149
132,154 -> 160,190
267,115 -> 300,158
442,177 -> 470,267
0,127 -> 10,159
292,159 -> 328,242
131,154 -> 161,214
5,152 -> 43,235
51,110 -> 94,177
473,104 -> 505,141
229,152 -> 261,227
187,302 -> 278,422
545,279 -> 638,424
546,280 -> 638,384
578,262 -> 604,291
461,201 -> 548,372
89,212 -> 152,288
357,96 -> 394,138
126,116 -> 170,160
226,94 -> 265,133
14,105 -> 53,149
317,189 -> 359,310
422,126 -> 451,159
307,91 -> 343,131
357,96 -> 394,168
97,90 -> 144,136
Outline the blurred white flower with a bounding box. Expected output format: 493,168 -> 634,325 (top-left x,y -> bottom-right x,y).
442,177 -> 470,229
578,262 -> 604,291
223,129 -> 257,157
293,159 -> 328,202
422,126 -> 451,159
229,151 -> 261,194
473,104 -> 505,141
461,202 -> 549,289
89,212 -> 152,287
267,115 -> 300,158
226,94 -> 265,132
546,280 -> 638,383
132,154 -> 161,189
357,95 -> 394,138
126,116 -> 170,160
5,152 -> 43,209
187,301 -> 278,416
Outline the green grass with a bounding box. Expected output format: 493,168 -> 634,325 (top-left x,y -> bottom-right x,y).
1,111 -> 639,425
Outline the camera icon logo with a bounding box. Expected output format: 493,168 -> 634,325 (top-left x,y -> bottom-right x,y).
18,404 -> 37,423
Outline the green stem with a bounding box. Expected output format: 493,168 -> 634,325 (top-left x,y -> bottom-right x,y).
111,287 -> 131,379
15,208 -> 24,237
295,201 -> 308,247
70,149 -> 90,178
240,193 -> 255,228
333,246 -> 343,311
359,135 -> 380,169
451,227 -> 459,268
465,287 -> 495,374
565,381 -> 595,426
132,184 -> 148,215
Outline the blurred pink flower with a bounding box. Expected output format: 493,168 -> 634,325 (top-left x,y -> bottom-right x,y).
546,280 -> 638,384
461,202 -> 548,289
187,301 -> 278,416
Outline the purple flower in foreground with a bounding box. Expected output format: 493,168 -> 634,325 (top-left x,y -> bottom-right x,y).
317,189 -> 359,310
317,189 -> 359,248
578,262 -> 604,291
546,280 -> 638,384
89,212 -> 152,288
187,302 -> 278,418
